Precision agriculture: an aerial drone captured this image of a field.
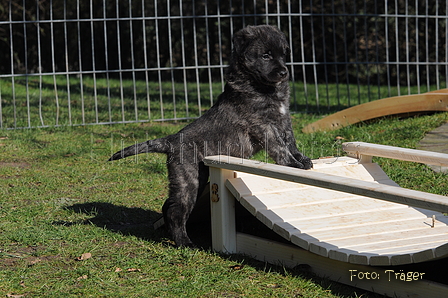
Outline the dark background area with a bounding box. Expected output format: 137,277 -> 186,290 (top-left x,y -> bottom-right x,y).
1,0 -> 447,85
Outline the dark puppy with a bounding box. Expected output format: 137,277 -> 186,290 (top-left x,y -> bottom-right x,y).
109,25 -> 313,247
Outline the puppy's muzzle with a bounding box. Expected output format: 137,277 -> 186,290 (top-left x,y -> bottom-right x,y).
275,66 -> 289,81
278,68 -> 288,79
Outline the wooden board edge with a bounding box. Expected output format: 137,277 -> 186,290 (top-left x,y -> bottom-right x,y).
204,155 -> 448,213
302,93 -> 448,133
342,142 -> 448,167
236,232 -> 448,298
426,88 -> 448,94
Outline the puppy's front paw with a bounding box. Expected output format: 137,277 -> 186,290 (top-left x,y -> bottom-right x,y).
286,156 -> 313,169
300,156 -> 313,170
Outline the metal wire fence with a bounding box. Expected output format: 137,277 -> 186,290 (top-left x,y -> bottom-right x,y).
1,0 -> 447,129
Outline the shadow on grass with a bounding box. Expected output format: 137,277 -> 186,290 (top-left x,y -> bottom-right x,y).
54,198 -> 214,249
53,202 -> 166,242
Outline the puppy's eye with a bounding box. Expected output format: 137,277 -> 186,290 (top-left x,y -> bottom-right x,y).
261,53 -> 271,60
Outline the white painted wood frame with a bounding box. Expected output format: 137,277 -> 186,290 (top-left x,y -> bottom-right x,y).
204,142 -> 448,297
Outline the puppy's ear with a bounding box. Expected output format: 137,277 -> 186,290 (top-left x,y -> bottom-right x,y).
285,45 -> 291,57
232,26 -> 255,56
232,31 -> 246,56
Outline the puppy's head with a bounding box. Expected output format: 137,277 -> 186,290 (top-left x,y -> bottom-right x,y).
232,25 -> 290,86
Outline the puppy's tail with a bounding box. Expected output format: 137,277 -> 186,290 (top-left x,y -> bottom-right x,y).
108,138 -> 171,161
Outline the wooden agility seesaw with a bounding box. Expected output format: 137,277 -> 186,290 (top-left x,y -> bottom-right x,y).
203,142 -> 448,298
302,89 -> 448,133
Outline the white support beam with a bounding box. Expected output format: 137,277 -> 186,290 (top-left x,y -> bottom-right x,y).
209,166 -> 237,254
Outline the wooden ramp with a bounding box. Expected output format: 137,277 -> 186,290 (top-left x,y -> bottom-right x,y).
204,142 -> 448,297
225,157 -> 448,266
302,89 -> 448,133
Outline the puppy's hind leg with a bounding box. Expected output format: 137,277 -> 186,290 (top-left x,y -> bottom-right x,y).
162,165 -> 199,247
162,197 -> 195,247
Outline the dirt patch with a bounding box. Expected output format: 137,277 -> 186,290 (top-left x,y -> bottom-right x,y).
0,175 -> 21,180
1,245 -> 68,270
0,255 -> 64,269
0,162 -> 31,169
0,257 -> 20,268
0,162 -> 31,179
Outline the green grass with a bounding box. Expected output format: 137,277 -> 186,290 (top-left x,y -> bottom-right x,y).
1,79 -> 448,297
1,75 -> 441,129
0,76 -> 219,128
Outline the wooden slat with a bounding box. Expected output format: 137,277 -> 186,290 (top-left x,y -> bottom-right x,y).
256,196 -> 409,223
312,163 -> 390,181
285,217 -> 440,242
335,229 -> 448,251
224,175 -> 309,198
285,208 -> 432,238
204,155 -> 448,213
231,182 -> 357,208
343,142 -> 448,167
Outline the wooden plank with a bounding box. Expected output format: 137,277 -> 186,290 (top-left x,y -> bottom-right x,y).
209,167 -> 237,253
311,156 -> 356,167
204,155 -> 448,213
412,249 -> 437,264
227,160 -> 397,195
300,234 -> 448,266
225,174 -> 309,197
313,163 -> 391,181
286,208 -> 439,238
354,238 -> 448,254
235,233 -> 448,298
333,242 -> 448,266
302,92 -> 448,133
237,195 -> 269,216
248,195 -> 389,230
317,226 -> 448,250
343,142 -> 448,167
284,217 -> 440,243
425,89 -> 448,94
236,185 -> 358,209
435,243 -> 448,258
287,208 -> 431,249
326,227 -> 448,265
254,196 -> 409,223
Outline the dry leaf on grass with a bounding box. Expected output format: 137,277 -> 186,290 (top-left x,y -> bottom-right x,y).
28,258 -> 41,266
75,252 -> 92,261
229,264 -> 244,270
127,268 -> 141,272
266,283 -> 282,288
77,275 -> 88,280
114,267 -> 123,272
6,294 -> 25,298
